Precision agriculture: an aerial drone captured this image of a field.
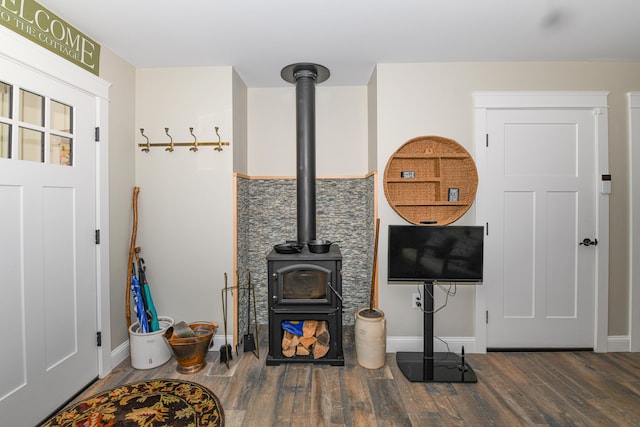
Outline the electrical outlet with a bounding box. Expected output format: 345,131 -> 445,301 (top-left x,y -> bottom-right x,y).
412,293 -> 422,309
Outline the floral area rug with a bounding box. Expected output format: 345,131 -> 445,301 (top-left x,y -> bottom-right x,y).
41,379 -> 224,427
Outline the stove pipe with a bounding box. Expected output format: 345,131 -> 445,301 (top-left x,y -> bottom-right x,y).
281,63 -> 330,245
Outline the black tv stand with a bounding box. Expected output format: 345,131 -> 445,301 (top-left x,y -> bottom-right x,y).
396,281 -> 477,383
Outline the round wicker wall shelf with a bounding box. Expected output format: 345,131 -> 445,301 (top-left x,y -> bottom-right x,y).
383,135 -> 478,225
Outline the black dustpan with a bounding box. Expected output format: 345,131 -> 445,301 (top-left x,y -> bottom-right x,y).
243,333 -> 256,353
219,343 -> 232,364
243,272 -> 256,352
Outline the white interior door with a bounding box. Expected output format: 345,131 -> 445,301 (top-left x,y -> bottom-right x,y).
0,55 -> 98,426
484,108 -> 598,349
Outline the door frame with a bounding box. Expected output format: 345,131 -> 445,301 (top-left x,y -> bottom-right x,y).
0,27 -> 112,375
473,91 -> 610,353
629,92 -> 640,352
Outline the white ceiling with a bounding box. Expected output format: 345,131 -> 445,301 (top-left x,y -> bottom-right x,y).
36,0 -> 640,87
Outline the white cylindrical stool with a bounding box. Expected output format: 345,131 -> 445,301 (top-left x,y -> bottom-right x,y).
355,308 -> 386,369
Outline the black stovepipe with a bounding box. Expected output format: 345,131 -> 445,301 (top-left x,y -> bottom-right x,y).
281,63 -> 330,245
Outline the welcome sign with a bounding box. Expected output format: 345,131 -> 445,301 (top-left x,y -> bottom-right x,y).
0,0 -> 100,75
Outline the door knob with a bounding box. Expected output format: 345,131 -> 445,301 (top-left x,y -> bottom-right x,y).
579,238 -> 598,246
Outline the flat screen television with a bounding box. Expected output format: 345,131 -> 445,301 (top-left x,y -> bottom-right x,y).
388,225 -> 484,283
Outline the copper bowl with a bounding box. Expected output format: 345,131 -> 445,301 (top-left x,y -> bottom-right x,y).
163,321 -> 217,374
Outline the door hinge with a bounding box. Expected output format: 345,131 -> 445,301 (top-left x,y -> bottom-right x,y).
95,127 -> 100,142
486,310 -> 489,324
96,331 -> 102,347
95,229 -> 101,244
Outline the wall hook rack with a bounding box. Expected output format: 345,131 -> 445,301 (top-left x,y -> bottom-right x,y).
137,126 -> 230,152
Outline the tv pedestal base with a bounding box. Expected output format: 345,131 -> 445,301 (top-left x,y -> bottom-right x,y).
397,281 -> 478,383
396,351 -> 477,383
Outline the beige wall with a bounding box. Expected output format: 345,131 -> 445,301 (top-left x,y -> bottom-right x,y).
374,62 -> 640,337
232,69 -> 248,175
247,86 -> 368,176
98,47 -> 136,351
134,66 -> 236,337
367,68 -> 378,173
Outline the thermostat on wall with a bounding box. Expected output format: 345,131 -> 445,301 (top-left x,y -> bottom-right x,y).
601,174 -> 611,194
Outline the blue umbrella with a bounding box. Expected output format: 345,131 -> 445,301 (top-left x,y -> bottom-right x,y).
138,257 -> 159,332
131,263 -> 149,333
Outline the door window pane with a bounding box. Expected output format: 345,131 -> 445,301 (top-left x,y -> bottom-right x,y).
50,135 -> 72,166
0,123 -> 11,159
1,81 -> 11,118
51,100 -> 72,133
20,89 -> 44,126
19,127 -> 43,162
0,123 -> 10,158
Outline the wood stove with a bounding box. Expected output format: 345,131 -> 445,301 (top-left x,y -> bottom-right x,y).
266,244 -> 344,365
265,62 -> 344,365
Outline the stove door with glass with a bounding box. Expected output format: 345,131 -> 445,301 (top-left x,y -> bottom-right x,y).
271,262 -> 337,308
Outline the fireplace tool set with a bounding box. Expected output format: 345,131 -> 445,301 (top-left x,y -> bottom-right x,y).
220,271 -> 259,369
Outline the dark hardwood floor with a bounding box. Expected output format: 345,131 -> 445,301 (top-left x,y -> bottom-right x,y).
76,327 -> 640,426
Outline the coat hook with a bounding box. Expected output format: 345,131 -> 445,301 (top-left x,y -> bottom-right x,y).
165,127 -> 174,152
189,127 -> 198,152
139,128 -> 150,152
214,126 -> 223,152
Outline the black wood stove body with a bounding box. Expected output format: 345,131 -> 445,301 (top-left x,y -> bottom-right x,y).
266,244 -> 344,365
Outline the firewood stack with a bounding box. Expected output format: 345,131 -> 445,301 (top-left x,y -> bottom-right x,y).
281,320 -> 330,359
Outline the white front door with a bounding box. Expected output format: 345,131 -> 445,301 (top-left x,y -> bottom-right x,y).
484,108 -> 599,349
0,55 -> 98,426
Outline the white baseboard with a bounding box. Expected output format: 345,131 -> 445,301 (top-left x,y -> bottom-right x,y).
210,334 -> 233,351
386,336 -> 477,354
386,336 -> 635,353
110,334 -> 633,370
607,335 -> 630,352
111,340 -> 130,369
110,334 -> 234,371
